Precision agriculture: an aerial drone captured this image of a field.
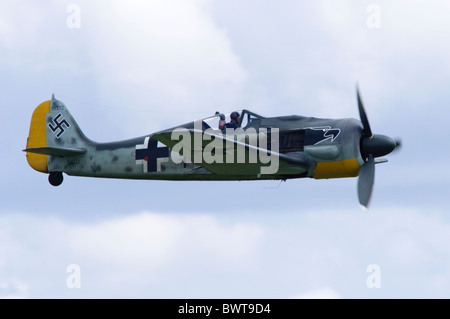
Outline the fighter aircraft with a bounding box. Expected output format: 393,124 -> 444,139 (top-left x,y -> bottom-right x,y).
24,88 -> 400,208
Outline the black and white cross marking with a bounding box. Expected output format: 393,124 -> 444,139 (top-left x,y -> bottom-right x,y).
136,137 -> 169,173
48,113 -> 70,138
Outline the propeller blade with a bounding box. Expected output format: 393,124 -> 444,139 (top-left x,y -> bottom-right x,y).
356,86 -> 373,138
358,154 -> 375,209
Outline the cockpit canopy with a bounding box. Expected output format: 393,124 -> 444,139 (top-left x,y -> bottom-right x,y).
202,109 -> 264,131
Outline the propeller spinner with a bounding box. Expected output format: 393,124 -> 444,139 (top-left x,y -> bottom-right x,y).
356,87 -> 400,208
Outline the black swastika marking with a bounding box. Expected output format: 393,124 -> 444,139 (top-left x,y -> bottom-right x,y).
48,114 -> 70,138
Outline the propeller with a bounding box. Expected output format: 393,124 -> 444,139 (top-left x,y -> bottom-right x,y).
357,87 -> 373,138
356,87 -> 400,209
358,154 -> 374,208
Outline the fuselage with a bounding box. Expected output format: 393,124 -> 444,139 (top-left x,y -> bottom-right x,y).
46,109 -> 365,181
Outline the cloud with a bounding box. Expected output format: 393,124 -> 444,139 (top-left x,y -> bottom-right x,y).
292,287 -> 341,299
3,205 -> 450,298
82,0 -> 248,137
0,279 -> 29,299
0,1 -> 248,139
68,212 -> 263,272
90,0 -> 247,93
0,211 -> 264,298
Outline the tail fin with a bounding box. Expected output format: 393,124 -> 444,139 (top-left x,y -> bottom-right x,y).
24,95 -> 88,173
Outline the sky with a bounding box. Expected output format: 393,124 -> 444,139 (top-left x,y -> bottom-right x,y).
1,0 -> 450,298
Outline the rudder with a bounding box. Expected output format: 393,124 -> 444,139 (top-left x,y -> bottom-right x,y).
25,100 -> 51,172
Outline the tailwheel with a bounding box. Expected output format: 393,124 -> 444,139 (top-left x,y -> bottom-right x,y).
49,172 -> 63,186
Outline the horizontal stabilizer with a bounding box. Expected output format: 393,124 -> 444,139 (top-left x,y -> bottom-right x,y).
23,147 -> 86,157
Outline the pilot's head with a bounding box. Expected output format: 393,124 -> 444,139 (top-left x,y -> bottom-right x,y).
230,111 -> 240,123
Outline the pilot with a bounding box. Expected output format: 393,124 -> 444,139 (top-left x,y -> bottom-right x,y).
225,111 -> 240,129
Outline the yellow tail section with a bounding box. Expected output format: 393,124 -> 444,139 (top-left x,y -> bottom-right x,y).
25,100 -> 50,173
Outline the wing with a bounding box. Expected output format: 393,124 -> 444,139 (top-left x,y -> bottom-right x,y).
152,128 -> 310,176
